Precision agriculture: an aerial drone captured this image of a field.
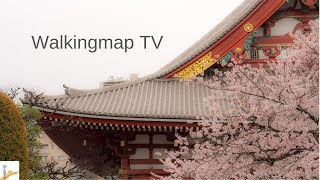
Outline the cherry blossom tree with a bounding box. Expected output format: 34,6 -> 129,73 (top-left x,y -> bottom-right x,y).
156,20 -> 319,179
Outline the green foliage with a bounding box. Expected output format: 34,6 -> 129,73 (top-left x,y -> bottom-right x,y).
20,106 -> 49,180
0,92 -> 29,179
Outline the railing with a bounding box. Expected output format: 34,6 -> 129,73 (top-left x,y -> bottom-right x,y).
243,59 -> 275,63
250,49 -> 260,59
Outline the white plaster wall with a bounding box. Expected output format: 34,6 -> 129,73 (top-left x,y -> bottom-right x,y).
245,50 -> 251,58
153,148 -> 167,159
129,148 -> 149,159
130,164 -> 164,170
128,134 -> 149,144
258,50 -> 269,59
254,27 -> 264,37
153,135 -> 172,144
271,18 -> 300,36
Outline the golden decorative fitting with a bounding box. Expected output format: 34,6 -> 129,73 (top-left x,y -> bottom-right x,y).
120,140 -> 125,147
175,52 -> 217,78
83,140 -> 87,146
174,140 -> 179,147
119,169 -> 127,175
235,47 -> 242,53
244,23 -> 253,32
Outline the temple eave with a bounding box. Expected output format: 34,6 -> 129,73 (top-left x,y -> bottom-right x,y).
38,107 -> 201,123
40,109 -> 201,131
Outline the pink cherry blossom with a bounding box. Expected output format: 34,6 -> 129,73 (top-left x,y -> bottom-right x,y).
156,20 -> 319,180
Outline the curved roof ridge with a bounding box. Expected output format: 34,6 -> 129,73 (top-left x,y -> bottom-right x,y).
63,84 -> 94,96
147,0 -> 262,78
59,75 -> 181,97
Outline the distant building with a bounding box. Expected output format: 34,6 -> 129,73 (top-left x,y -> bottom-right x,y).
39,131 -> 70,168
39,132 -> 101,179
99,74 -> 139,88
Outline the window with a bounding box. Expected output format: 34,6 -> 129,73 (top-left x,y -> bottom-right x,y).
58,156 -> 64,161
51,144 -> 54,150
40,144 -> 49,154
250,49 -> 259,59
41,144 -> 48,148
41,156 -> 48,161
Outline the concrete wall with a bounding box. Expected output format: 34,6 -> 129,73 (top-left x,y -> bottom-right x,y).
271,18 -> 300,36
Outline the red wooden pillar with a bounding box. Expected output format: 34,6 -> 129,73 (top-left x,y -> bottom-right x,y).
120,154 -> 130,179
117,137 -> 133,180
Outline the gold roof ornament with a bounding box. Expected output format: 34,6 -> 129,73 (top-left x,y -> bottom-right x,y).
235,47 -> 242,54
244,23 -> 254,32
175,52 -> 217,78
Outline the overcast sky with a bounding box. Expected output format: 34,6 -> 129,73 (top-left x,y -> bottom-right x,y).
0,0 -> 244,95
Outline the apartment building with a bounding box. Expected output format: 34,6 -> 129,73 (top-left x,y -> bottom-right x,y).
39,132 -> 101,179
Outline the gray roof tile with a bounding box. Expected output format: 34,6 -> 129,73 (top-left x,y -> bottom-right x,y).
37,79 -> 214,120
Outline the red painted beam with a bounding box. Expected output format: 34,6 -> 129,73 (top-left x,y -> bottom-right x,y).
127,169 -> 169,175
129,159 -> 162,165
286,9 -> 319,17
44,113 -> 200,128
128,144 -> 173,149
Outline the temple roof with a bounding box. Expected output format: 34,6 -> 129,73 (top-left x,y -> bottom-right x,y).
24,0 -> 285,121
32,79 -> 225,121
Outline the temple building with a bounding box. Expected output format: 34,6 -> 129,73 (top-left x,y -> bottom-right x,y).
23,0 -> 318,179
